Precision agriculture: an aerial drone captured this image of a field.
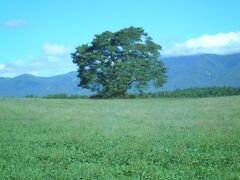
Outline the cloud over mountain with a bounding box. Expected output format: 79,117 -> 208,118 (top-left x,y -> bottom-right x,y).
164,32 -> 240,57
0,43 -> 75,77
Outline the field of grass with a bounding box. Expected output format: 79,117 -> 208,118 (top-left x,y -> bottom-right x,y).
0,96 -> 240,179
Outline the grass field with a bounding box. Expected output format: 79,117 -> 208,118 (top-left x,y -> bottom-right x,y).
0,96 -> 240,179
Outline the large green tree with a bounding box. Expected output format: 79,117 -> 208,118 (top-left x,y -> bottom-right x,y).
72,27 -> 167,97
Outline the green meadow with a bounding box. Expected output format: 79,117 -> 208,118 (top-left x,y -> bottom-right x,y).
0,96 -> 240,179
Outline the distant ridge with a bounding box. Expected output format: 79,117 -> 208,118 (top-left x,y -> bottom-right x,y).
0,71 -> 91,97
162,53 -> 240,90
0,53 -> 240,97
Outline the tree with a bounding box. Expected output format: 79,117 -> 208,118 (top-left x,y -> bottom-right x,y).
72,27 -> 167,97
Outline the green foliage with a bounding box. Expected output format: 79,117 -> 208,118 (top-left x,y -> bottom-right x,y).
44,93 -> 88,99
128,86 -> 240,98
26,94 -> 39,98
72,27 -> 167,97
0,97 -> 240,179
157,86 -> 240,98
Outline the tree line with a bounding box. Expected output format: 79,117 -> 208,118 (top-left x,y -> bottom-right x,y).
26,87 -> 240,99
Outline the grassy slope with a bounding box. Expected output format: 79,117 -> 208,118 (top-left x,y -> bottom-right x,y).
0,97 -> 240,179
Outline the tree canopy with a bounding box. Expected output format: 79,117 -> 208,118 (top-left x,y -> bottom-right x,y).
72,27 -> 167,97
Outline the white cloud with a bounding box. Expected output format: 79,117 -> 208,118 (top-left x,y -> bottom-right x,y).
0,43 -> 75,77
1,20 -> 26,28
163,31 -> 240,57
0,64 -> 6,70
43,43 -> 70,57
0,60 -> 38,77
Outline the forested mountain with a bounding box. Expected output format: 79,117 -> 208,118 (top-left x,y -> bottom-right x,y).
161,53 -> 240,90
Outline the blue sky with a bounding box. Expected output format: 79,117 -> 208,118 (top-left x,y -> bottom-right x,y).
0,0 -> 240,77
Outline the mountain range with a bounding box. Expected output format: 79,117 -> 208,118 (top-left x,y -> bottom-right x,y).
0,53 -> 240,97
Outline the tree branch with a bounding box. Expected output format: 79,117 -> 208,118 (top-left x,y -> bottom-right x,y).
128,79 -> 136,86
